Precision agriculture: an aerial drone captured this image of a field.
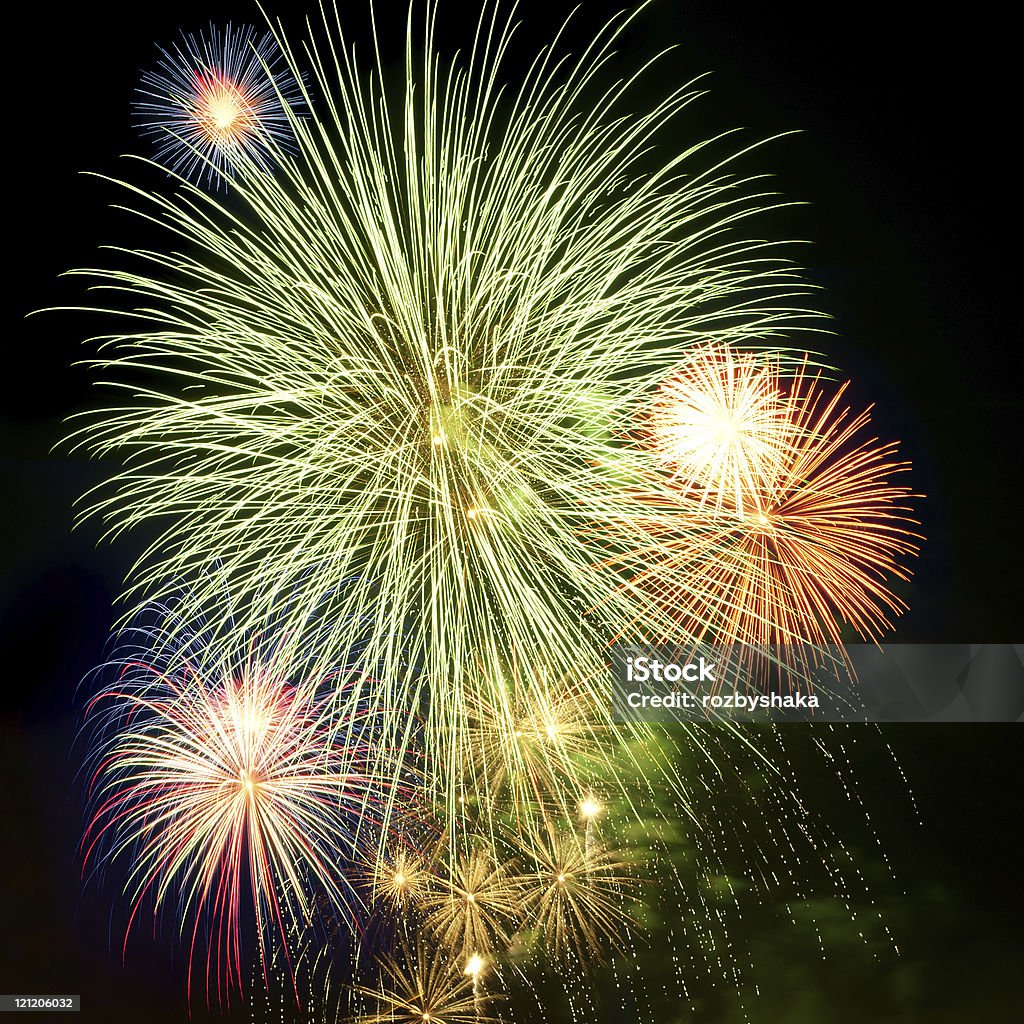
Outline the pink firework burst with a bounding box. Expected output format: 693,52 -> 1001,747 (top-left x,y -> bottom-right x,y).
82,620 -> 411,1008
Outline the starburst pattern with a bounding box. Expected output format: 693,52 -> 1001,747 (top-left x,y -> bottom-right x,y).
643,345 -> 796,515
421,845 -> 521,958
459,665 -> 612,818
367,846 -> 433,913
353,936 -> 501,1024
610,357 -> 917,652
514,823 -> 637,963
135,23 -> 303,185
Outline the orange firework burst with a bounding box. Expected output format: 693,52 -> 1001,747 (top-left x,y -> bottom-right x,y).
606,352 -> 918,653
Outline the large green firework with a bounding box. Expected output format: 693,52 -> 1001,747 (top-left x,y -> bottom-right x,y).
67,1 -> 825,827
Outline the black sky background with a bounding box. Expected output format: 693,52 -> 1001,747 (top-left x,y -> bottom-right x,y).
1,1 -> 1021,1021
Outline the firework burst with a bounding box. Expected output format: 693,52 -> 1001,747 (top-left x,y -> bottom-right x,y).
421,845 -> 522,958
366,846 -> 433,914
135,23 -> 303,185
81,601 -> 407,1006
458,664 -> 613,821
643,345 -> 797,515
610,354 -> 917,652
66,0 -> 825,831
514,822 -> 638,964
353,935 -> 502,1024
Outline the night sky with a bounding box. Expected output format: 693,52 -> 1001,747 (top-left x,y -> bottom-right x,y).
2,1 -> 1021,1021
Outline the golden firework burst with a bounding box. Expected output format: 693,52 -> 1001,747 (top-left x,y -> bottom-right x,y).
421,845 -> 521,958
458,663 -> 611,818
366,847 -> 433,913
514,822 -> 638,962
353,936 -> 501,1024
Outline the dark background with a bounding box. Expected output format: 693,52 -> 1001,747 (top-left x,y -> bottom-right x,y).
1,1 -> 1021,1021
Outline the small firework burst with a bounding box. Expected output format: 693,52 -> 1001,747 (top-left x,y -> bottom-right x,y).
366,846 -> 433,913
353,935 -> 501,1024
81,601 -> 407,1005
421,845 -> 521,958
135,23 -> 302,185
514,822 -> 638,963
643,345 -> 796,515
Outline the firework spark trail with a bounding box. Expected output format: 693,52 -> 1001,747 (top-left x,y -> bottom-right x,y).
514,723 -> 908,1024
64,0 -> 827,834
136,23 -> 304,185
80,598 -> 414,1007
